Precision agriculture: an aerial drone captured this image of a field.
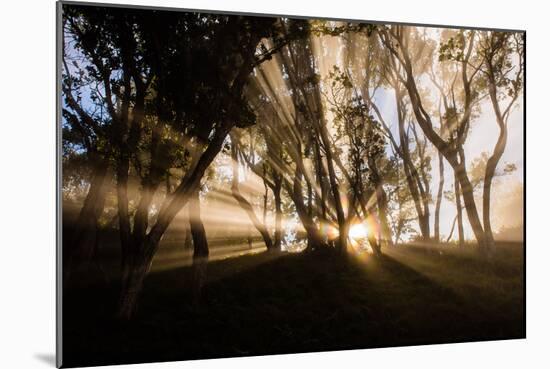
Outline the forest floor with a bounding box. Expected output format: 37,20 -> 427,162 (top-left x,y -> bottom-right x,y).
62,241 -> 524,368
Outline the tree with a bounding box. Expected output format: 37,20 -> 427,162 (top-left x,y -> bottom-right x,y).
345,27 -> 433,242
324,66 -> 392,253
478,32 -> 524,249
379,26 -> 490,250
230,133 -> 275,251
63,4 -> 309,318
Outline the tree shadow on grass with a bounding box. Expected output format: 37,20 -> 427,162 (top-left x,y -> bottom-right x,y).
365,253 -> 524,345
368,253 -> 464,302
62,250 -> 524,368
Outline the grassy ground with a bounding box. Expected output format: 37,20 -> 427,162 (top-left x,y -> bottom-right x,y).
62,242 -> 524,368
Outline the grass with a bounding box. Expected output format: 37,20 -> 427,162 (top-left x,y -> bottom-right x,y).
62,242 -> 524,368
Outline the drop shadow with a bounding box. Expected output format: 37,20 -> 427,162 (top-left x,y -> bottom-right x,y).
34,353 -> 56,367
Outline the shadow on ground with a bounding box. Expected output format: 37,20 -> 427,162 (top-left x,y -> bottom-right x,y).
62,243 -> 524,368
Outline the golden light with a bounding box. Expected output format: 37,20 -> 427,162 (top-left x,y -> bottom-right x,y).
319,222 -> 340,241
349,223 -> 368,240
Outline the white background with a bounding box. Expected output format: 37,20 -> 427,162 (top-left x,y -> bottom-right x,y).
0,0 -> 547,368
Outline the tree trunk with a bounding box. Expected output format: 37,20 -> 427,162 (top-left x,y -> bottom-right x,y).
434,151 -> 445,242
289,164 -> 324,250
117,259 -> 148,320
116,122 -> 231,320
378,201 -> 391,246
273,177 -> 283,250
182,205 -> 193,250
314,143 -> 328,223
455,155 -> 486,248
412,124 -> 433,242
482,141 -> 505,250
395,89 -> 430,241
484,80 -> 509,251
368,156 -> 393,248
454,173 -> 465,247
116,152 -> 133,284
230,139 -> 274,250
183,228 -> 192,250
366,210 -> 382,256
247,226 -> 253,249
377,187 -> 393,248
306,178 -> 314,250
67,158 -> 109,276
189,189 -> 209,307
317,121 -> 347,254
446,214 -> 458,243
132,181 -> 161,247
390,33 -> 486,249
262,173 -> 269,226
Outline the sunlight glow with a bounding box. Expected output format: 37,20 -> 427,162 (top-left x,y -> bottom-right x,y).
349,223 -> 369,240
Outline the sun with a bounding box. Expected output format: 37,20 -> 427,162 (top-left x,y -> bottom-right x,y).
349,223 -> 368,239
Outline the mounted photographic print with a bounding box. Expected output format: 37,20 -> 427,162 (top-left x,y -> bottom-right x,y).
57,1 -> 525,367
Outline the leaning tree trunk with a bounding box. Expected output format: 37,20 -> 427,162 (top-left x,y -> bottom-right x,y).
115,35 -> 262,318
116,122 -> 232,320
230,140 -> 274,250
390,35 -> 487,250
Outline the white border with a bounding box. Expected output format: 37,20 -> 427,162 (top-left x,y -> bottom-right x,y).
1,1 -> 547,368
